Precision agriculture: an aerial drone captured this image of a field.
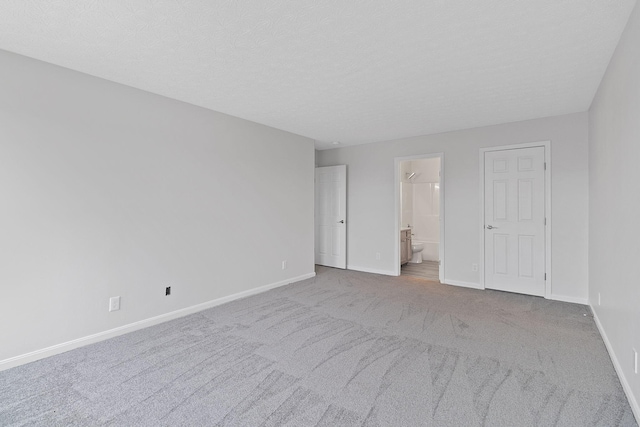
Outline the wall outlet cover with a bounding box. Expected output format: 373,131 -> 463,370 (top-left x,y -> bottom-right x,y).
109,296 -> 121,312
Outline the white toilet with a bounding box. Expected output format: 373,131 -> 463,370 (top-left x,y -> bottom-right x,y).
410,242 -> 424,263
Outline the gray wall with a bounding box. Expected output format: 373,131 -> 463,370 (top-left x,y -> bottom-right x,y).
0,50 -> 315,363
589,0 -> 640,415
316,113 -> 589,302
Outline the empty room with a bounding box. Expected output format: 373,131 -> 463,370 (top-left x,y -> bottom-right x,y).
1,1 -> 639,426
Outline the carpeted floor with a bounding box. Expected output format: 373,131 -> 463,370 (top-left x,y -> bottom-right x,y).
1,266 -> 637,426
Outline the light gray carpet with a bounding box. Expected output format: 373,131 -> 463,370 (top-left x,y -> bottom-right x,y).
1,266 -> 636,426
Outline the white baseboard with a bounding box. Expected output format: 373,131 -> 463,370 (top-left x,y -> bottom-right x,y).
347,265 -> 397,276
442,279 -> 484,290
550,294 -> 588,305
0,272 -> 316,372
592,307 -> 640,423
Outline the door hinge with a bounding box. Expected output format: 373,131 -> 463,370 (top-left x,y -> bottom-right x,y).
544,273 -> 547,280
544,162 -> 547,170
544,218 -> 547,226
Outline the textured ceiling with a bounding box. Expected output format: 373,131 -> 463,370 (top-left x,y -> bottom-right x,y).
0,1 -> 636,149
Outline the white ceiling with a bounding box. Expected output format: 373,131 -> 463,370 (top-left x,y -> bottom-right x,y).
0,1 -> 636,149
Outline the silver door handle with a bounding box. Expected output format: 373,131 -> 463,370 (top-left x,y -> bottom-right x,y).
486,225 -> 497,229
338,220 -> 344,224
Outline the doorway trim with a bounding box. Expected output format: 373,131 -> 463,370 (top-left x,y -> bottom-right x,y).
479,141 -> 552,298
393,153 -> 445,280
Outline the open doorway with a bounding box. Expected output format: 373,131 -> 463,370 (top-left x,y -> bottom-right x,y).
394,154 -> 444,281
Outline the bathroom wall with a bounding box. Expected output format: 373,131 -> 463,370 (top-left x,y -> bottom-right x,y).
400,161 -> 413,228
410,158 -> 440,261
399,158 -> 440,261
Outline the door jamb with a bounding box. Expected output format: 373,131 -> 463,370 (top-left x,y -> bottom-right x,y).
479,141 -> 551,298
393,153 -> 445,281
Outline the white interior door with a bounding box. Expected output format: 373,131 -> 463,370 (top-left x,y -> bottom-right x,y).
315,165 -> 347,269
484,147 -> 546,296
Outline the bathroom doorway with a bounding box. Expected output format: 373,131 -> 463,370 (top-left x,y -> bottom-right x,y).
394,154 -> 444,282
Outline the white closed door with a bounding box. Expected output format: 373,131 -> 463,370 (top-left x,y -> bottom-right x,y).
315,165 -> 347,269
484,147 -> 546,296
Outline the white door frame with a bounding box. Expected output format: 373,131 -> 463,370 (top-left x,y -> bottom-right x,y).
393,153 -> 445,280
479,141 -> 552,298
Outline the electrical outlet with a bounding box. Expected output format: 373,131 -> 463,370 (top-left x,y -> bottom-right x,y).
472,263 -> 478,272
282,260 -> 287,270
634,348 -> 638,374
376,252 -> 381,260
165,286 -> 171,296
109,296 -> 121,312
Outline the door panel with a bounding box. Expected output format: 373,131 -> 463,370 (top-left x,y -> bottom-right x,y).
493,233 -> 509,275
315,165 -> 347,269
484,147 -> 545,296
493,180 -> 508,220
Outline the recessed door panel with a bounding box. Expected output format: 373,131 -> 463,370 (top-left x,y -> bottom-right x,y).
493,181 -> 508,221
493,158 -> 509,173
333,225 -> 345,257
319,226 -> 330,255
518,235 -> 534,278
518,179 -> 533,221
493,234 -> 508,275
518,156 -> 534,171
